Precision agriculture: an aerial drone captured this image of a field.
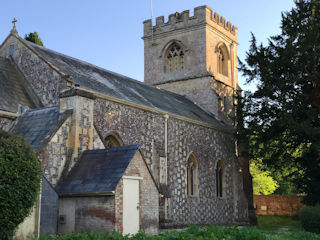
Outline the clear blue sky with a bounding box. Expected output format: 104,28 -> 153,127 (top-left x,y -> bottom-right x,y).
0,0 -> 296,90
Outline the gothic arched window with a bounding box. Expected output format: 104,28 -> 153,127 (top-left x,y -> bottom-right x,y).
187,153 -> 198,196
104,132 -> 123,148
216,160 -> 225,198
165,43 -> 184,72
217,46 -> 228,76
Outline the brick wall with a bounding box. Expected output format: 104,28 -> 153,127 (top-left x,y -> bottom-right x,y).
58,196 -> 115,234
253,195 -> 305,216
115,150 -> 159,235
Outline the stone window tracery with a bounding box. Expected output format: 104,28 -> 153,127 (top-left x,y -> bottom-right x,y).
216,160 -> 225,198
187,153 -> 198,196
104,133 -> 123,148
165,43 -> 184,72
217,46 -> 228,76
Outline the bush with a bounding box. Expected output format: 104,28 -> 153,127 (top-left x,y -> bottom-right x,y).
0,130 -> 41,239
299,205 -> 320,234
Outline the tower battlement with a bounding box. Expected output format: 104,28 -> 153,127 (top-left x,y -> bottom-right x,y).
143,6 -> 237,41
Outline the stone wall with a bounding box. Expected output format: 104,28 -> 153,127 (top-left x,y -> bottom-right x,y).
166,117 -> 237,226
94,98 -> 165,168
254,195 -> 305,216
0,116 -> 13,130
94,97 -> 246,226
39,116 -> 72,186
0,35 -> 66,107
157,77 -> 236,123
143,6 -> 237,86
58,196 -> 115,234
157,77 -> 219,117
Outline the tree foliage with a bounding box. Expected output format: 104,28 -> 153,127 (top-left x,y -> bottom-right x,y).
239,0 -> 320,204
250,161 -> 279,195
24,32 -> 44,46
0,130 -> 41,239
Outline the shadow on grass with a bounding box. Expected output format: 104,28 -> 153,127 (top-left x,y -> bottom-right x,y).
257,215 -> 301,231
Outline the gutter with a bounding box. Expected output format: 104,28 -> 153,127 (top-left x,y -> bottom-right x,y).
0,110 -> 19,119
59,191 -> 115,197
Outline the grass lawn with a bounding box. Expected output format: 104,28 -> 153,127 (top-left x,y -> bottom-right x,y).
256,215 -> 320,240
35,215 -> 320,240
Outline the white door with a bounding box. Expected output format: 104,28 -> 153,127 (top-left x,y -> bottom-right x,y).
123,178 -> 140,235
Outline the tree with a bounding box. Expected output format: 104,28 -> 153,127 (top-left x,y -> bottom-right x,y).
24,32 -> 44,46
250,161 -> 279,195
0,130 -> 41,240
239,0 -> 320,205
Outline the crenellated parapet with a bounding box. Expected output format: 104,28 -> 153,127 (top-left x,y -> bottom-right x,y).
143,5 -> 237,40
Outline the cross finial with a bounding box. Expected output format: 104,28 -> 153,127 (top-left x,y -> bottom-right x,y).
11,17 -> 18,34
12,17 -> 18,28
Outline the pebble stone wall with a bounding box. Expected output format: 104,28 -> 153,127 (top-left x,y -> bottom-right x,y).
39,116 -> 72,186
94,97 -> 245,226
0,117 -> 12,130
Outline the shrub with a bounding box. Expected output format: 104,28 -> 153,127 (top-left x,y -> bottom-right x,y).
0,130 -> 42,240
299,205 -> 320,234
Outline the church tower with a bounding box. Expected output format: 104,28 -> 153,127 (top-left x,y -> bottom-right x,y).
143,6 -> 239,123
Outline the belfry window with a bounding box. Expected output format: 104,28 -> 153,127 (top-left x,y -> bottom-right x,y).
104,133 -> 123,148
216,160 -> 225,198
187,153 -> 198,196
217,46 -> 228,76
165,43 -> 184,72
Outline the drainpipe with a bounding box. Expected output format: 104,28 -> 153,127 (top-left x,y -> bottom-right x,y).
164,113 -> 169,219
164,113 -> 169,173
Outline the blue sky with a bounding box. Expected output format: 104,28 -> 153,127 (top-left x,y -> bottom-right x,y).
0,0 -> 296,90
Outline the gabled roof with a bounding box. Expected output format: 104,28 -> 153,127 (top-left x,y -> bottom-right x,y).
0,57 -> 36,113
10,106 -> 71,150
55,145 -> 140,196
26,41 -> 230,130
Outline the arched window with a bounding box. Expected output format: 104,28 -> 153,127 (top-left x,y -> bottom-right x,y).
104,132 -> 123,148
187,153 -> 198,196
217,45 -> 229,76
216,160 -> 225,198
165,42 -> 184,72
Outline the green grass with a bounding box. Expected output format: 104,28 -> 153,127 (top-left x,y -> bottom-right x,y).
257,215 -> 320,240
35,216 -> 320,240
257,215 -> 301,231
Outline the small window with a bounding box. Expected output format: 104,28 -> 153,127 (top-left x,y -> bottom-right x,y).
217,46 -> 228,76
187,153 -> 198,196
104,132 -> 123,148
165,42 -> 184,72
9,45 -> 14,55
216,160 -> 225,198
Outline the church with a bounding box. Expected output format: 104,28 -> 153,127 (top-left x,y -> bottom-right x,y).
0,5 -> 254,238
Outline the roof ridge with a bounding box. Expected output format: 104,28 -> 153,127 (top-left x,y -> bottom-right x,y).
25,105 -> 59,113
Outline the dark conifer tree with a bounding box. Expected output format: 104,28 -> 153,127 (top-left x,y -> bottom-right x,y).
239,0 -> 320,205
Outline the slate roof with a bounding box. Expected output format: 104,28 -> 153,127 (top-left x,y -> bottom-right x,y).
27,41 -> 230,130
55,145 -> 140,195
0,57 -> 36,113
10,106 -> 62,149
